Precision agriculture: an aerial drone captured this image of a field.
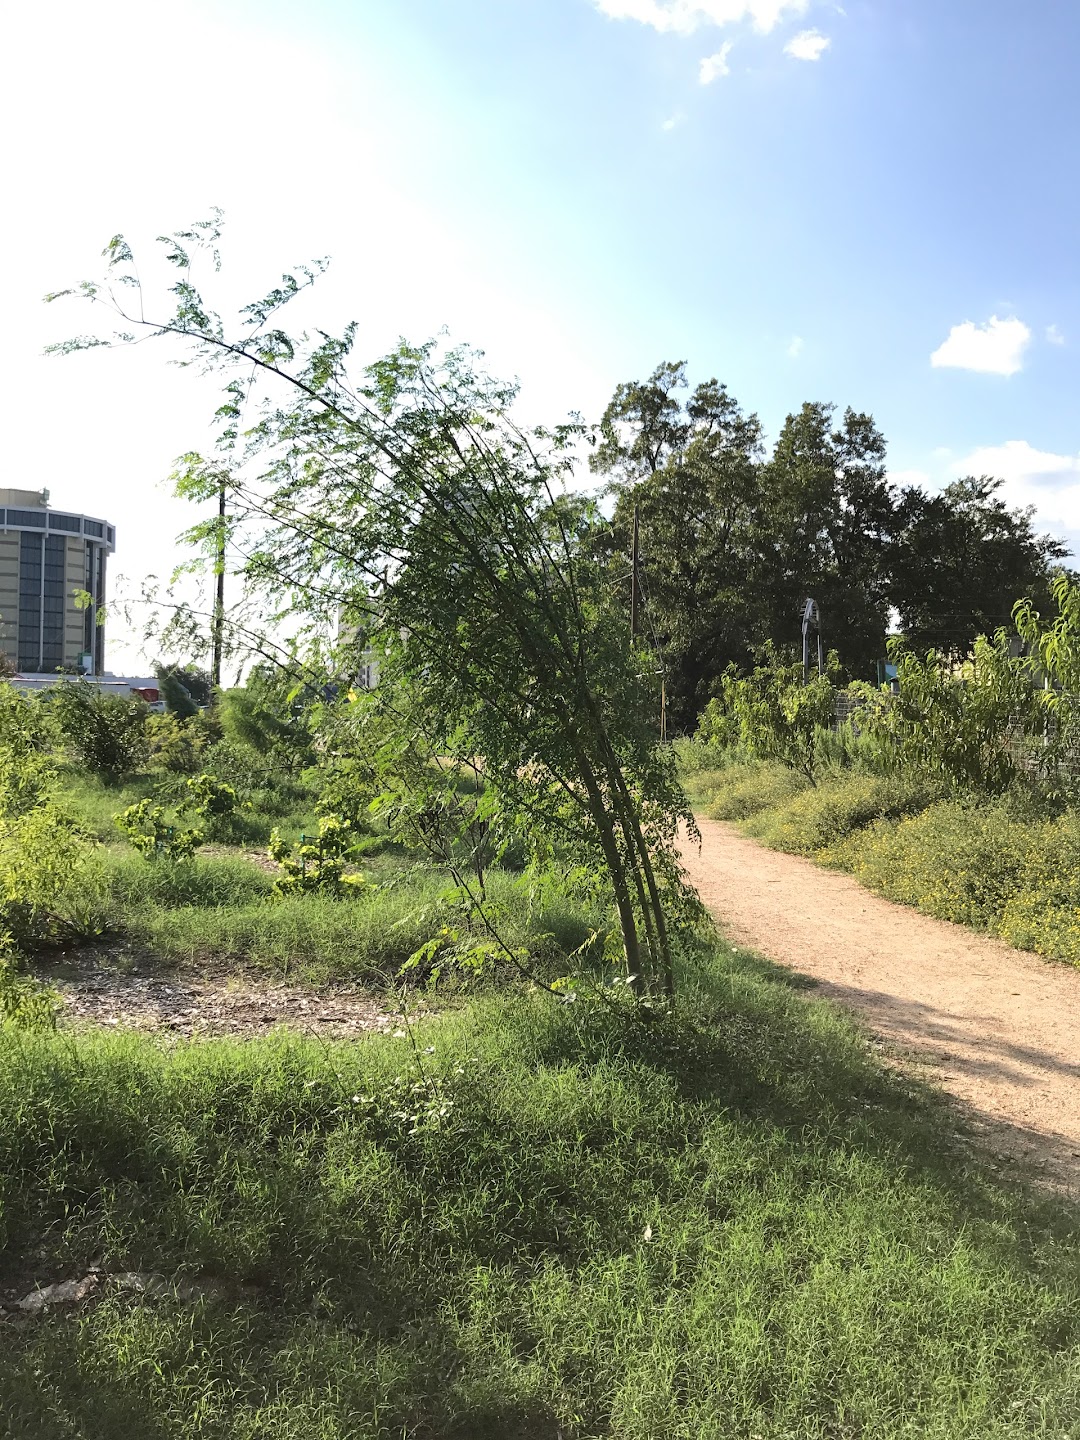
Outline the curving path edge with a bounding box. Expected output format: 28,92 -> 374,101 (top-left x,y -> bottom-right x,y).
681,815 -> 1080,1192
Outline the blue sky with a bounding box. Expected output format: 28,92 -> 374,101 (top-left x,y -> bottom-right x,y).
3,0 -> 1079,668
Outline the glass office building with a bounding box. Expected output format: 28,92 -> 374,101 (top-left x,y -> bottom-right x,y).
0,489 -> 115,674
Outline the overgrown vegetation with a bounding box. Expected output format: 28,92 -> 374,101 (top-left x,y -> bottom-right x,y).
8,217 -> 1076,1437
685,576 -> 1080,966
4,948 -> 1080,1439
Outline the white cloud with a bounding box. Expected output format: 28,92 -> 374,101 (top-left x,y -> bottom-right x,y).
594,0 -> 807,35
887,469 -> 932,489
929,315 -> 1032,376
786,335 -> 804,358
1046,323 -> 1066,346
952,440 -> 1080,556
661,110 -> 686,129
784,29 -> 830,60
699,42 -> 733,81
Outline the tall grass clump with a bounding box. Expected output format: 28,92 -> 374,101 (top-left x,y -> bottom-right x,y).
117,866 -> 606,984
1,949 -> 1080,1436
699,760 -> 810,820
743,770 -> 946,855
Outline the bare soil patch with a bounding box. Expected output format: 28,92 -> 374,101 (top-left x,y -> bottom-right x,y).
682,815 -> 1080,1193
33,947 -> 413,1041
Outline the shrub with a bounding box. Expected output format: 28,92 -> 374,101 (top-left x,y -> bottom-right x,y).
857,633 -> 1041,795
0,803 -> 97,949
704,761 -> 810,821
0,700 -> 55,820
268,815 -> 370,897
0,932 -> 58,1030
670,734 -> 731,776
830,800 -> 1080,961
146,712 -> 213,773
718,645 -> 842,784
116,797 -> 204,861
50,682 -> 149,782
744,770 -> 945,855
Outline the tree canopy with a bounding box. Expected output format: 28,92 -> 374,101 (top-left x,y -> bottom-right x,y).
590,362 -> 1069,727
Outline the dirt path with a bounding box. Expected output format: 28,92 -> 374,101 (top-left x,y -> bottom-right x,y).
681,815 -> 1080,1191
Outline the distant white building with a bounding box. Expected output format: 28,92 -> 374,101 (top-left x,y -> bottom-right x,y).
8,672 -> 165,711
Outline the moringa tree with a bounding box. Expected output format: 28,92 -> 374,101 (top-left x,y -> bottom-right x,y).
47,219 -> 698,1002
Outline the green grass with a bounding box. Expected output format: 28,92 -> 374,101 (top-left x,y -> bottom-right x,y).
686,758 -> 810,819
2,943 -> 1080,1437
118,866 -> 605,983
832,799 -> 1080,964
93,848 -> 278,910
56,770 -> 160,840
57,768 -> 320,847
742,769 -> 945,853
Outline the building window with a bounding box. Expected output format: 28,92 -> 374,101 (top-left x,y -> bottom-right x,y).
8,509 -> 47,529
49,513 -> 82,533
17,532 -> 43,670
83,520 -> 104,538
42,535 -> 65,671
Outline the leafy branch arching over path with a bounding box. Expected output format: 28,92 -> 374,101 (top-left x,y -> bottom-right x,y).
681,815 -> 1080,1191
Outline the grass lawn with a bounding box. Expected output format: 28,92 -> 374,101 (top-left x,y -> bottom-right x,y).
2,939 -> 1079,1438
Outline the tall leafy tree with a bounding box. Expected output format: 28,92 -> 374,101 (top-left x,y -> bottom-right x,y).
48,225 -> 698,1002
591,364 -> 765,729
755,402 -> 895,681
890,477 -> 1067,657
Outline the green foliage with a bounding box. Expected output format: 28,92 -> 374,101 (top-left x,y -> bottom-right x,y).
1015,573 -> 1080,787
218,667 -> 313,769
0,932 -> 58,1030
268,814 -> 369,897
590,369 -> 897,721
155,661 -> 212,715
719,645 -> 840,783
115,797 -> 203,861
858,633 -> 1040,794
0,686 -> 56,818
892,477 -> 1066,658
185,771 -> 238,820
146,711 -> 214,773
3,954 -> 1080,1435
0,699 -> 96,950
93,848 -> 275,911
50,227 -> 698,1003
118,865 -> 595,984
115,773 -> 241,861
828,799 -> 1080,964
50,681 -> 149,782
742,769 -> 946,854
668,732 -> 730,776
0,803 -> 96,950
700,759 -> 811,819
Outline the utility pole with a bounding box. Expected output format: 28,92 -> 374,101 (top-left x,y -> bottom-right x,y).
211,474 -> 226,694
629,503 -> 640,650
